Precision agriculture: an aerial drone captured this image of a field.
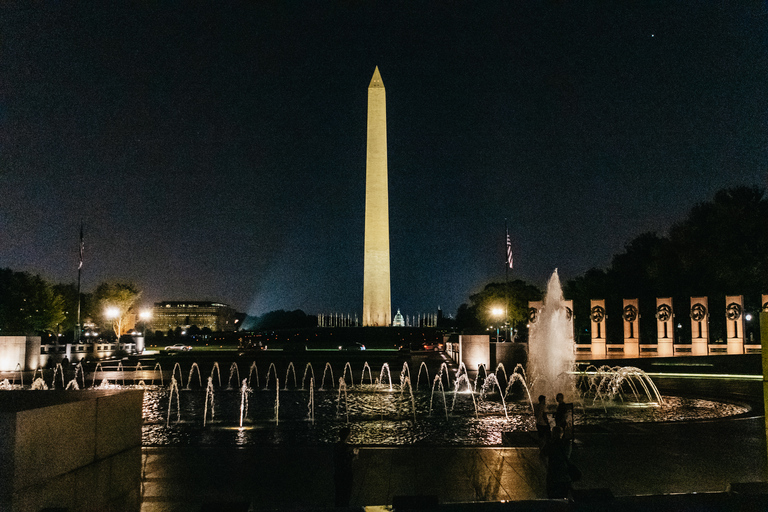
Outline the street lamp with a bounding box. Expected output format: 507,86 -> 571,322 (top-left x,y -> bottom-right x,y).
105,307 -> 121,346
491,307 -> 504,342
139,309 -> 152,337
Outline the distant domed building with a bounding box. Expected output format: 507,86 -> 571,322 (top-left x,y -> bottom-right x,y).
392,309 -> 405,327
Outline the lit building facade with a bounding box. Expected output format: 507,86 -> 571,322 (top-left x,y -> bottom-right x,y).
151,301 -> 237,332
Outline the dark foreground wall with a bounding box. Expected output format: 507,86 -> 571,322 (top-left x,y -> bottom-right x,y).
0,389 -> 144,511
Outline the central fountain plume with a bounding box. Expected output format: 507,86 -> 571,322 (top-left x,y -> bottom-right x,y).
527,269 -> 575,400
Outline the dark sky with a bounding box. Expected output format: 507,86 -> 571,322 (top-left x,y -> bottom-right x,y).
1,1 -> 766,319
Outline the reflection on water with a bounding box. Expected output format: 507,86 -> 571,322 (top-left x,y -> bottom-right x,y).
141,386 -> 748,446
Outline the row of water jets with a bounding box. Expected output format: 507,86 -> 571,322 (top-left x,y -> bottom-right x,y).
1,359 -> 663,429
166,360 -> 507,428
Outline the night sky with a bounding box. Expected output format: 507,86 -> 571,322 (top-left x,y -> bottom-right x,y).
2,2 -> 766,319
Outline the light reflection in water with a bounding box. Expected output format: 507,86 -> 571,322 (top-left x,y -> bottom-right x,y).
140,386 -> 748,447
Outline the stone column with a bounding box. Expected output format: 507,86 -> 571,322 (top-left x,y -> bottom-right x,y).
761,308 -> 768,465
622,299 -> 639,357
690,297 -> 709,355
590,299 -> 606,358
725,295 -> 745,354
564,300 -> 575,345
527,301 -> 543,333
761,295 -> 768,349
656,297 -> 674,357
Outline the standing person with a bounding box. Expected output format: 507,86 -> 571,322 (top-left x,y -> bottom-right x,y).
543,426 -> 573,499
554,393 -> 568,430
334,426 -> 358,507
533,395 -> 551,445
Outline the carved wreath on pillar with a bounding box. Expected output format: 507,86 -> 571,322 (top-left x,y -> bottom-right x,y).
590,305 -> 605,323
622,305 -> 638,322
528,307 -> 538,324
565,306 -> 573,320
726,303 -> 742,321
656,304 -> 672,322
763,301 -> 768,313
691,303 -> 707,321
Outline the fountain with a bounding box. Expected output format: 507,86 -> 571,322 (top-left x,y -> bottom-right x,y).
186,363 -> 202,390
307,377 -> 315,423
320,362 -> 334,390
527,269 -> 576,401
0,355 -> 747,446
239,379 -> 249,427
284,362 -> 297,390
167,377 -> 181,427
0,279 -> 750,447
301,363 -> 314,390
203,377 -> 215,427
360,362 -> 373,385
248,361 -> 259,388
416,361 -> 430,391
264,363 -> 278,390
227,362 -> 240,390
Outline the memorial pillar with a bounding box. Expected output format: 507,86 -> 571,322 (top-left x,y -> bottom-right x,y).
762,295 -> 768,348
725,295 -> 745,354
527,301 -> 543,334
656,297 -> 674,357
762,306 -> 768,465
690,297 -> 709,355
622,299 -> 639,357
564,300 -> 575,347
590,299 -> 606,358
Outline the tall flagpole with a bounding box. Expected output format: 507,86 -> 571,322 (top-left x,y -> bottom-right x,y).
504,220 -> 509,341
76,223 -> 83,343
505,220 -> 514,341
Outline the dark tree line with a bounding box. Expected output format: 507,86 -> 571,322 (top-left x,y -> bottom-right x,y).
243,309 -> 317,331
563,186 -> 768,344
452,186 -> 765,343
0,269 -> 66,335
0,268 -> 141,338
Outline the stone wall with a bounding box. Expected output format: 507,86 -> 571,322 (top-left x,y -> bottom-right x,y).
0,389 -> 144,511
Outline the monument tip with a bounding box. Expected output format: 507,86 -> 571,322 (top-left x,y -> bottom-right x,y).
369,66 -> 384,88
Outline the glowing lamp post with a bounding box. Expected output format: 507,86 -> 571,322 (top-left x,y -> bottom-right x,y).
137,309 -> 152,354
492,307 -> 504,342
139,310 -> 152,336
105,307 -> 121,346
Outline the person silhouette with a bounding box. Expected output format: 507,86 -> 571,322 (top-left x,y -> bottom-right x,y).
534,395 -> 551,446
333,426 -> 358,507
543,426 -> 574,499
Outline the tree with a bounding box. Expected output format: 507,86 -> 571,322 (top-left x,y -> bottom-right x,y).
93,282 -> 141,340
51,282 -> 91,334
564,185 -> 768,343
249,309 -> 316,330
455,303 -> 481,331
457,280 -> 542,338
0,269 -> 66,334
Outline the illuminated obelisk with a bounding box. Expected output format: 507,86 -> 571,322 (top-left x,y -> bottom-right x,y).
363,66 -> 391,327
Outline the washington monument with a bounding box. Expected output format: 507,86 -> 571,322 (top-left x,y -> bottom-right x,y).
363,66 -> 391,327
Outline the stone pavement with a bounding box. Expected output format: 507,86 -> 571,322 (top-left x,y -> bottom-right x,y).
140,445 -> 547,510
139,390 -> 767,510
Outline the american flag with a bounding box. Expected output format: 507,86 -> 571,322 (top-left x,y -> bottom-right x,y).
506,229 -> 513,269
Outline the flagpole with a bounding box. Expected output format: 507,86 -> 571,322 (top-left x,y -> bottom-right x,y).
76,223 -> 83,343
504,219 -> 514,341
504,219 -> 509,341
